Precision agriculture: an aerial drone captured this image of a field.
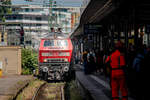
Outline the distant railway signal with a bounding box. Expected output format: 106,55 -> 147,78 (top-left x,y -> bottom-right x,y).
1,32 -> 4,42
20,26 -> 24,45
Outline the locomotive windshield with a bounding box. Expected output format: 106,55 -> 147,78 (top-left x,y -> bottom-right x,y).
44,40 -> 54,47
57,40 -> 68,46
44,40 -> 68,47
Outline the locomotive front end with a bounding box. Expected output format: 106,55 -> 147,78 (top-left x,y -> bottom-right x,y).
39,37 -> 73,80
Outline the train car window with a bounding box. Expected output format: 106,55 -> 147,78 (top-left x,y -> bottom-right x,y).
57,40 -> 68,46
44,40 -> 54,47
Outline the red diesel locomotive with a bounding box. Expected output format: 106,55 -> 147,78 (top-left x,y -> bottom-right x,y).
38,33 -> 73,80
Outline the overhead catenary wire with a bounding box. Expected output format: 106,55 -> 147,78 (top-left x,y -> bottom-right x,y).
0,0 -> 82,7
0,4 -> 82,9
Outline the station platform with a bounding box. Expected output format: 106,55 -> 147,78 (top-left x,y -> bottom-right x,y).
0,75 -> 34,100
74,64 -> 135,100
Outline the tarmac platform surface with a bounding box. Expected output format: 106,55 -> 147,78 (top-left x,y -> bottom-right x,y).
74,64 -> 135,100
0,75 -> 33,100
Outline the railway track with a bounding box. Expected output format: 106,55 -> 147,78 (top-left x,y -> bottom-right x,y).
32,82 -> 65,100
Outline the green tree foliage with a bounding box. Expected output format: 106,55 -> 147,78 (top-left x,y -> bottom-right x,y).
21,48 -> 38,75
0,0 -> 12,22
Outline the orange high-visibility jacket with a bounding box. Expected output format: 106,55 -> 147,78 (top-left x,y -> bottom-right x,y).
106,50 -> 125,77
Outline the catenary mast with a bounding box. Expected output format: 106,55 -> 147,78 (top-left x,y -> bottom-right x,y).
48,0 -> 53,32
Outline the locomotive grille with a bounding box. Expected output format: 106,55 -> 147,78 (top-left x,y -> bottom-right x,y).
46,58 -> 67,63
39,58 -> 69,67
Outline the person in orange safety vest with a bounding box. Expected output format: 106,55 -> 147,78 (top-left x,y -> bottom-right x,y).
105,41 -> 128,100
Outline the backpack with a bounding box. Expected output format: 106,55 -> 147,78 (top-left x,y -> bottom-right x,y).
83,53 -> 87,61
132,54 -> 144,72
89,53 -> 94,62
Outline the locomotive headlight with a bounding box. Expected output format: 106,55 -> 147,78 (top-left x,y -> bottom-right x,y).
43,59 -> 47,62
59,52 -> 70,56
64,58 -> 68,62
63,66 -> 69,72
42,53 -> 52,56
43,67 -> 48,72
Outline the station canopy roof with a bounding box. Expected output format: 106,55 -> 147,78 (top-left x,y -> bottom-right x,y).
71,0 -> 117,38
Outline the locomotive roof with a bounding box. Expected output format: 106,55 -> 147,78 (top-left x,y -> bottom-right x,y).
42,32 -> 69,39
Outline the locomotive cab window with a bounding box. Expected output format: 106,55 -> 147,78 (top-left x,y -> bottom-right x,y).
57,40 -> 68,46
44,40 -> 54,47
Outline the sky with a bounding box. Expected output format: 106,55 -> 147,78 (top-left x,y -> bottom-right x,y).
11,0 -> 83,7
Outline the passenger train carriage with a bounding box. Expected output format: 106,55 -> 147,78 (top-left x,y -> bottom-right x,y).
38,33 -> 73,80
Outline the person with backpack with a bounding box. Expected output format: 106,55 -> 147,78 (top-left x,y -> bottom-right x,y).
105,41 -> 128,100
87,50 -> 96,74
96,50 -> 104,74
132,46 -> 145,100
82,49 -> 88,74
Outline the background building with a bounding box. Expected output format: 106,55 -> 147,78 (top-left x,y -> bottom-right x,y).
0,0 -> 81,48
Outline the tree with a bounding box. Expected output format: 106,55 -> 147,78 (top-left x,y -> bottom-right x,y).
0,0 -> 12,22
21,48 -> 38,75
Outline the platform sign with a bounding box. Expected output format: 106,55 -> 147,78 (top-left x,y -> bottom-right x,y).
84,24 -> 102,34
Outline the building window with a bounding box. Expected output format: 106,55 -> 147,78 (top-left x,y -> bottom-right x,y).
13,16 -> 17,20
25,17 -> 30,20
60,14 -> 65,18
18,15 -> 22,20
36,24 -> 41,26
36,17 -> 41,21
25,8 -> 29,12
12,8 -> 15,12
31,9 -> 34,12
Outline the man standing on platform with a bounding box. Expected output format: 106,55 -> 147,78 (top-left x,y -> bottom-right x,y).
105,41 -> 128,100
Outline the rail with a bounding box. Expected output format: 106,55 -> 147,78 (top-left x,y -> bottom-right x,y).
32,82 -> 46,100
32,82 -> 65,100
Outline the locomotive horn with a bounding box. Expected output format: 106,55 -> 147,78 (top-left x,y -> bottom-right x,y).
51,28 -> 55,32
